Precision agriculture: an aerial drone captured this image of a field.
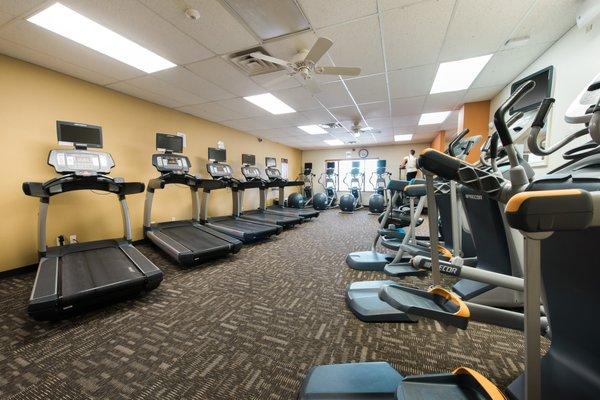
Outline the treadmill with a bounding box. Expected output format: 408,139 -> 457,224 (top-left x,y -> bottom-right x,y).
143,133 -> 242,266
22,121 -> 163,320
264,159 -> 319,220
199,147 -> 282,243
239,153 -> 301,228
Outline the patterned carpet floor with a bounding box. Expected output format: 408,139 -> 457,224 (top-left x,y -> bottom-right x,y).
0,209 -> 548,399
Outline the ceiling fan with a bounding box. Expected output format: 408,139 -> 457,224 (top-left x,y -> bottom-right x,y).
251,37 -> 361,94
350,122 -> 380,138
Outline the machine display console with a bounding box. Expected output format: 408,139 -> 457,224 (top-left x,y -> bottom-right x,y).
566,71 -> 600,124
242,166 -> 261,179
265,168 -> 281,179
207,163 -> 233,178
48,149 -> 114,175
152,154 -> 190,174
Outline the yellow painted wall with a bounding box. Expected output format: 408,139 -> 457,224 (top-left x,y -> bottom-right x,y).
0,55 -> 302,272
457,101 -> 491,164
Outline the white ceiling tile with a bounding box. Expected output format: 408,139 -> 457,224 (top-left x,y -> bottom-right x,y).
177,102 -> 238,122
0,37 -> 115,85
382,0 -> 455,70
439,0 -> 535,62
216,97 -> 269,118
0,19 -> 144,81
345,74 -> 388,104
416,123 -> 443,133
300,109 -> 336,124
388,63 -> 437,99
393,114 -> 420,127
329,105 -> 360,121
314,81 -> 354,108
365,118 -> 393,129
59,0 -> 213,65
126,75 -> 207,106
153,67 -> 235,101
358,101 -> 391,119
251,70 -> 301,91
317,15 -> 384,75
221,118 -> 266,131
272,86 -> 322,111
0,1 -> 46,17
0,11 -> 14,26
245,116 -> 287,130
390,96 -> 426,116
464,85 -> 504,103
140,0 -> 258,55
263,31 -> 317,59
186,57 -> 265,97
472,42 -> 553,88
423,90 -> 466,113
377,0 -> 429,11
299,0 -> 377,29
107,81 -> 182,108
441,111 -> 460,130
511,0 -> 579,47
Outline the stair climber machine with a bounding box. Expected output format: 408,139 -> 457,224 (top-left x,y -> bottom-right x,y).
199,148 -> 281,243
299,74 -> 600,400
264,158 -> 319,220
22,121 -> 163,320
314,161 -> 338,210
339,161 -> 364,213
143,133 -> 242,267
345,124 -> 527,322
239,154 -> 301,228
368,160 -> 391,213
288,162 -> 315,208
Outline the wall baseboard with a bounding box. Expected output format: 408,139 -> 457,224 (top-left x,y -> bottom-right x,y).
0,263 -> 37,279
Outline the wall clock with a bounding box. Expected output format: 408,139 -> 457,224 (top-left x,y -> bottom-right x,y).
358,148 -> 369,158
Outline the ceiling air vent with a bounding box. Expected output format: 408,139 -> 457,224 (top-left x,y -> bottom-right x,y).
226,47 -> 284,76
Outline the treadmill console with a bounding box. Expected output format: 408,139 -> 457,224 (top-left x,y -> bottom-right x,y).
48,149 -> 114,176
207,162 -> 233,179
152,154 -> 190,174
241,166 -> 262,180
265,167 -> 281,180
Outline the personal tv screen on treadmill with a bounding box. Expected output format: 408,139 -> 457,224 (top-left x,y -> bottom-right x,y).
326,161 -> 335,169
208,147 -> 226,162
242,154 -> 256,165
265,157 -> 276,167
156,133 -> 183,153
304,162 -> 313,169
57,121 -> 103,148
377,160 -> 386,168
510,66 -> 553,114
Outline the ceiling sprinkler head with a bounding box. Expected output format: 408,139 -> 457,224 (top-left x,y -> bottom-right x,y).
185,8 -> 201,20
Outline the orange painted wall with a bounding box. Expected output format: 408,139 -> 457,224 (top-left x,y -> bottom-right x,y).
458,101 -> 491,164
429,130 -> 446,151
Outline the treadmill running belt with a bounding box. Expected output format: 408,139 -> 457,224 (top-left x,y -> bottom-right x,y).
214,218 -> 275,233
162,225 -> 231,252
61,246 -> 144,299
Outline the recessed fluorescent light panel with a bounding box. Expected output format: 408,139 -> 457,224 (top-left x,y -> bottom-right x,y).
243,93 -> 296,114
298,125 -> 327,135
419,111 -> 451,125
27,3 -> 176,73
394,134 -> 413,142
430,54 -> 493,94
324,139 -> 343,146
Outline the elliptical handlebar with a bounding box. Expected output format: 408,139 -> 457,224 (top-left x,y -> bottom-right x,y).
494,80 -> 535,148
448,129 -> 470,157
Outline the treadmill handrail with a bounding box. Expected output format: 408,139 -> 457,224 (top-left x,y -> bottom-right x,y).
23,174 -> 145,198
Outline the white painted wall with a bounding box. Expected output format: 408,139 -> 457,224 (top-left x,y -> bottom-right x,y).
491,22 -> 600,171
301,143 -> 429,195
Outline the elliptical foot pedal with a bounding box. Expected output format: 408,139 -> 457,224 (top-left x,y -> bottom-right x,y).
384,262 -> 428,278
346,281 -> 418,323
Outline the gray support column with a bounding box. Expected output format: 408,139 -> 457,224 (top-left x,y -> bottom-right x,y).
143,191 -> 154,229
191,188 -> 199,221
119,197 -> 133,241
259,187 -> 267,210
232,190 -> 240,217
38,200 -> 49,254
450,180 -> 460,256
278,186 -> 285,205
199,190 -> 210,222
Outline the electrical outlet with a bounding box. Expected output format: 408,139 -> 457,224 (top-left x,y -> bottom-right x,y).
171,216 -> 176,221
69,234 -> 77,244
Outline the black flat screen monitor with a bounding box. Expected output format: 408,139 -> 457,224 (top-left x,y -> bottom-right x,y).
352,161 -> 360,168
208,147 -> 226,162
326,161 -> 335,169
265,157 -> 276,167
510,66 -> 553,114
304,162 -> 313,169
156,133 -> 183,153
377,160 -> 386,168
242,154 -> 256,165
57,121 -> 102,148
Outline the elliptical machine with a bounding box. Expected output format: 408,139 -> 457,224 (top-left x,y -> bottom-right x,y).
339,161 -> 364,213
314,161 -> 338,210
368,160 -> 391,213
288,162 -> 314,208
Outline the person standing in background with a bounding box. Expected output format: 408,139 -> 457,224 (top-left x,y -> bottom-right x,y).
400,149 -> 418,181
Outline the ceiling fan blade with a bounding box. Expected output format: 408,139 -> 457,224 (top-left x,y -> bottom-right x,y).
263,73 -> 294,88
304,37 -> 333,63
250,52 -> 290,67
316,66 -> 361,76
303,77 -> 321,94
